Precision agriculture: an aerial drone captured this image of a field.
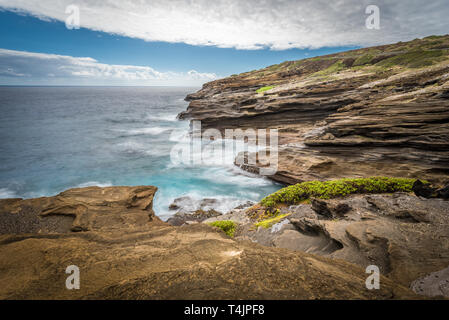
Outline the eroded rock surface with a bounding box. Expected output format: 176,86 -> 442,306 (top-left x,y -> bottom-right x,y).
224,193 -> 449,297
179,36 -> 449,184
0,186 -> 416,299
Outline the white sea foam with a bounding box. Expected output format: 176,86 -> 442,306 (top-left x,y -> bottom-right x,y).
146,114 -> 178,122
168,128 -> 190,142
156,191 -> 255,221
168,134 -> 266,169
117,127 -> 171,136
76,181 -> 113,188
199,167 -> 272,187
115,140 -> 171,157
116,141 -> 151,155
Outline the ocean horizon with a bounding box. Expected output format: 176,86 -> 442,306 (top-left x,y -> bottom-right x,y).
0,86 -> 280,220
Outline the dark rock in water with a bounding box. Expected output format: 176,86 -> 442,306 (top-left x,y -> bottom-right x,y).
166,215 -> 187,226
168,196 -> 191,210
168,196 -> 219,212
199,198 -> 218,207
167,209 -> 222,226
234,201 -> 255,210
412,180 -> 437,198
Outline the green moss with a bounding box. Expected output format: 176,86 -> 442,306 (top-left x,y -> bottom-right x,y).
256,86 -> 275,93
255,213 -> 291,229
260,177 -> 422,207
207,220 -> 237,237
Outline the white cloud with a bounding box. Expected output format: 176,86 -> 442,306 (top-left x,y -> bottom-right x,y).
0,0 -> 448,50
0,48 -> 217,85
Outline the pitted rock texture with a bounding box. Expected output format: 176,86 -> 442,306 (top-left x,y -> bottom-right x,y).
228,193 -> 449,296
0,186 -> 416,299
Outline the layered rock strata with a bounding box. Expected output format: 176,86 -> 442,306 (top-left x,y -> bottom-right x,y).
179,36 -> 449,184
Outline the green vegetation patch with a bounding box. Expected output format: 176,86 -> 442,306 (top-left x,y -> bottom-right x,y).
376,50 -> 445,68
254,213 -> 291,229
353,54 -> 375,66
260,177 -> 419,208
312,60 -> 346,77
207,220 -> 237,237
256,86 -> 275,93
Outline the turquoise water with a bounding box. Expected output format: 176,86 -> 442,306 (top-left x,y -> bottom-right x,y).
0,87 -> 280,219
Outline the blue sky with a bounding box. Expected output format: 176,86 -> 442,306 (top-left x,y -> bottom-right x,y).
0,11 -> 354,76
0,0 -> 448,86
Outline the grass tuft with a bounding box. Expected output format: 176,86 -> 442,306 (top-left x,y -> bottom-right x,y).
254,213 -> 291,229
207,220 -> 237,237
312,61 -> 346,77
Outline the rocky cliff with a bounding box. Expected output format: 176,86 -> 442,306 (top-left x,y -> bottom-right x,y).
2,36 -> 449,300
204,189 -> 449,298
179,35 -> 449,185
0,186 -> 416,299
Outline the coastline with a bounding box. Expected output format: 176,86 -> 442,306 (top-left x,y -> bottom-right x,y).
1,35 -> 449,300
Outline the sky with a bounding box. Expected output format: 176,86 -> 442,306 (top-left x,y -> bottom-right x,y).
0,0 -> 448,86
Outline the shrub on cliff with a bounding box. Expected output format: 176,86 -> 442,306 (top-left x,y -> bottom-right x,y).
207,220 -> 237,237
260,177 -> 419,208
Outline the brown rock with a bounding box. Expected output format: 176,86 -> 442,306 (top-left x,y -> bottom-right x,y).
179,36 -> 449,184
236,193 -> 449,296
0,186 -> 417,299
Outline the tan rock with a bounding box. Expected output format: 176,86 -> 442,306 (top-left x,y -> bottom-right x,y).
179,36 -> 449,184
0,186 -> 416,299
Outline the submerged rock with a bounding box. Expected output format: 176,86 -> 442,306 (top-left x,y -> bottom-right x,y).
166,209 -> 222,226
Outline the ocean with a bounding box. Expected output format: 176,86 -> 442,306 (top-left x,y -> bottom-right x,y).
0,86 -> 280,220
